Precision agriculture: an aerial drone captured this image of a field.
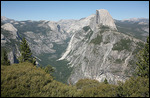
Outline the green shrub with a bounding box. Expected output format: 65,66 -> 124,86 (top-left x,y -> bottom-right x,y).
115,77 -> 149,97
76,78 -> 100,89
1,62 -> 78,97
76,78 -> 117,97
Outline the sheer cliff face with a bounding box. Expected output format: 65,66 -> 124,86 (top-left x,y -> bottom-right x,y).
59,9 -> 144,84
95,9 -> 117,30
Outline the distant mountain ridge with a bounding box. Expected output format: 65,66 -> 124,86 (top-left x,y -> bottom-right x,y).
114,18 -> 149,41
121,18 -> 149,23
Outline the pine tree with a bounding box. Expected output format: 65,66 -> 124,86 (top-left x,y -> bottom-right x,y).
104,78 -> 108,84
136,36 -> 149,77
18,37 -> 36,65
1,48 -> 10,65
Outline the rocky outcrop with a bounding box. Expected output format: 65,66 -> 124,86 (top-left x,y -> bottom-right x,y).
1,23 -> 18,39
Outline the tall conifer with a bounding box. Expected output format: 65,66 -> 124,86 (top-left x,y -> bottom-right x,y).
1,48 -> 10,65
18,37 -> 36,65
104,78 -> 108,84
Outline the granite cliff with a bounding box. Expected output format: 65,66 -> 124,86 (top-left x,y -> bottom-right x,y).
58,9 -> 145,84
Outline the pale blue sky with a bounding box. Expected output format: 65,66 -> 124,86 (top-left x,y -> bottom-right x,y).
1,1 -> 149,21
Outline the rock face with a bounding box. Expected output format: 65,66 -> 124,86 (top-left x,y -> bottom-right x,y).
96,9 -> 117,30
1,23 -> 18,39
59,9 -> 144,84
